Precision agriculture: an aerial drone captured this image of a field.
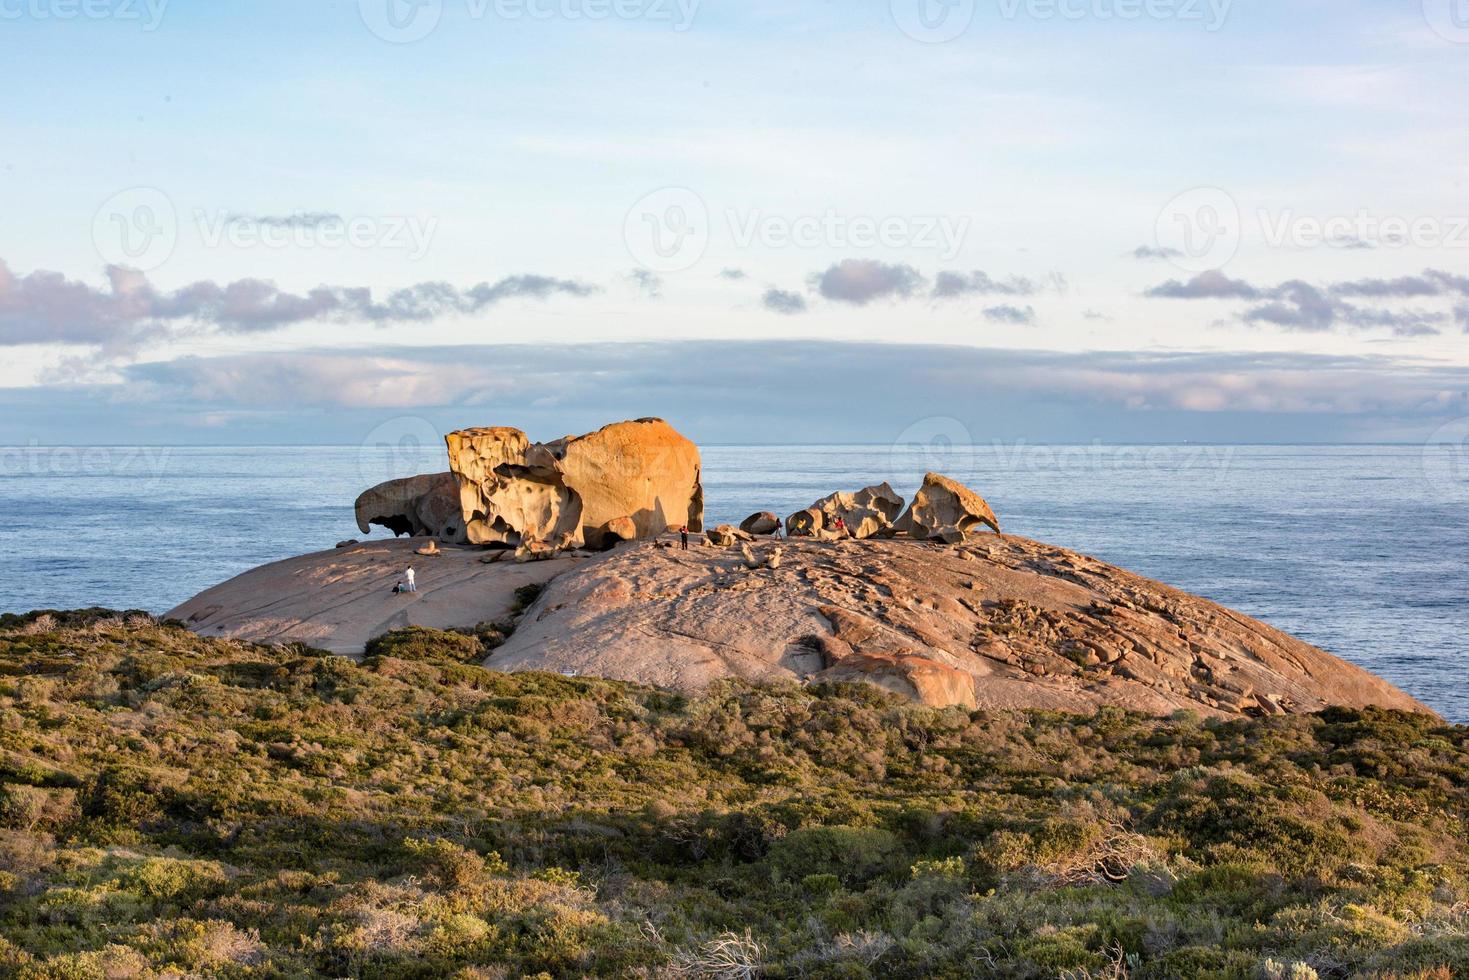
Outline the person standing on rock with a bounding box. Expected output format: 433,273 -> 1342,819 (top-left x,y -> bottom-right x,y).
405,566 -> 417,593
679,526 -> 689,550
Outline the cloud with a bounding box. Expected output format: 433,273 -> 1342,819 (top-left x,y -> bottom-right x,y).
627,268 -> 663,298
1457,305 -> 1469,331
1083,309 -> 1113,322
931,270 -> 1037,299
83,342 -> 1469,443
1146,268 -> 1468,336
1131,245 -> 1185,261
11,341 -> 1468,446
1241,280 -> 1337,330
761,288 -> 808,315
1329,274 -> 1449,298
810,259 -> 924,305
983,304 -> 1037,325
718,268 -> 749,281
1145,270 -> 1262,300
1243,283 -> 1443,336
0,259 -> 600,350
229,212 -> 343,230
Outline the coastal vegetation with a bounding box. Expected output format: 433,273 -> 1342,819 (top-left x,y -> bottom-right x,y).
0,612 -> 1466,978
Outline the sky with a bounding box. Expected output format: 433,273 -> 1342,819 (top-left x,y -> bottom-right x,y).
2,0 -> 1468,446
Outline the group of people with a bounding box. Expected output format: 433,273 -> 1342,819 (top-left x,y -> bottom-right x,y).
392,566 -> 417,595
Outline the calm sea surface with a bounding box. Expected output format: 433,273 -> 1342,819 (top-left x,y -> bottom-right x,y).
1,443 -> 1464,722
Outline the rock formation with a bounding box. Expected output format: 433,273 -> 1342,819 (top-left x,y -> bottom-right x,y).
786,508 -> 825,537
708,524 -> 754,548
896,472 -> 1001,543
446,418 -> 704,551
601,516 -> 638,544
167,539 -> 583,656
812,482 -> 905,539
740,512 -> 781,536
174,426 -> 1431,719
484,536 -> 1431,717
355,473 -> 467,544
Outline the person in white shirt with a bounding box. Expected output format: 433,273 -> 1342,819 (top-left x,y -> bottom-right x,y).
405,566 -> 417,593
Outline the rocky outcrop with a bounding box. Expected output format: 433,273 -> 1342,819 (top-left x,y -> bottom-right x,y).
897,472 -> 1001,543
740,512 -> 781,536
484,536 -> 1432,717
446,418 -> 704,551
355,473 -> 468,544
812,483 -> 905,539
166,539 -> 583,656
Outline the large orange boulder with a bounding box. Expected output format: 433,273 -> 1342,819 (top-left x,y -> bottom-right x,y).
446,418 -> 704,550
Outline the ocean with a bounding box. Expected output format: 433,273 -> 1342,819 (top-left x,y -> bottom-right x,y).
2,442 -> 1464,722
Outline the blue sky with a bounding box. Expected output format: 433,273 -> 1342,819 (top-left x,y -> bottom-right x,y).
2,0 -> 1468,444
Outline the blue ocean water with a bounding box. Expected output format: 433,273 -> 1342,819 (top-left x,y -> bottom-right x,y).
1,442 -> 1464,722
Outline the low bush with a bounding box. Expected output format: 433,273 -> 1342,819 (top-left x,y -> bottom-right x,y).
0,617 -> 1465,977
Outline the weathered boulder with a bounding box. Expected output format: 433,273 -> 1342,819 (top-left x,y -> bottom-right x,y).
601,517 -> 639,545
446,418 -> 704,551
708,524 -> 753,548
355,473 -> 468,544
812,483 -> 905,539
786,508 -> 824,537
740,512 -> 782,536
896,473 -> 1001,543
415,539 -> 441,557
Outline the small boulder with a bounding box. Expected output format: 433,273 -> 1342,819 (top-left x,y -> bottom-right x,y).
335,539 -> 359,549
600,516 -> 638,547
707,524 -> 753,548
514,541 -> 556,563
415,539 -> 442,557
739,511 -> 781,536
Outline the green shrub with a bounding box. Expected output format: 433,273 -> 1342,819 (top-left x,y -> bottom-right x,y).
365,627 -> 486,665
0,616 -> 1466,978
769,826 -> 902,885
